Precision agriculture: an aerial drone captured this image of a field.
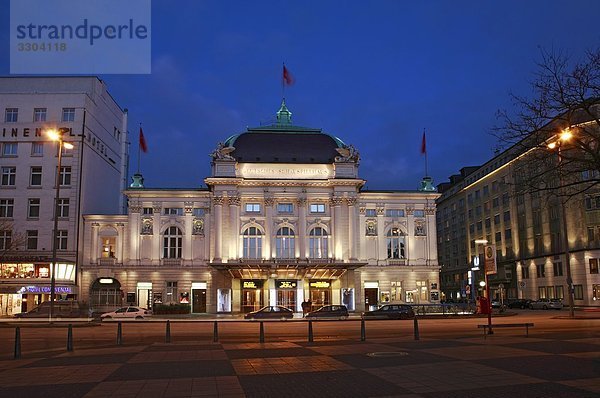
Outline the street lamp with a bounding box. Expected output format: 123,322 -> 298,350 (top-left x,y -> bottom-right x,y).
47,129 -> 74,322
547,128 -> 575,318
475,238 -> 493,334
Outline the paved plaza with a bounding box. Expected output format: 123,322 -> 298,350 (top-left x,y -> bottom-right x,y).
1,315 -> 599,397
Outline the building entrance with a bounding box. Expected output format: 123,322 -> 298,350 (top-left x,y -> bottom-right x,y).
242,280 -> 263,313
192,289 -> 207,313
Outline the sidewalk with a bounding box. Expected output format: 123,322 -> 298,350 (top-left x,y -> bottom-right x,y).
0,328 -> 599,397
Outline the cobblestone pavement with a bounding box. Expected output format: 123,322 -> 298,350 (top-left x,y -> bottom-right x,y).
1,328 -> 599,397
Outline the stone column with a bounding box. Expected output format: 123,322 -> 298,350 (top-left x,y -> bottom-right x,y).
376,204 -> 386,260
358,204 -> 366,260
264,197 -> 274,259
331,196 -> 343,260
203,207 -> 211,261
116,223 -> 125,264
128,201 -> 141,265
297,197 -> 307,258
228,194 -> 240,260
347,197 -> 357,260
91,222 -> 99,264
152,202 -> 162,265
213,195 -> 224,261
184,202 -> 194,263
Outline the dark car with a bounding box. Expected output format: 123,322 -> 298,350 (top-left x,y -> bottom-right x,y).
507,299 -> 531,309
244,305 -> 294,320
306,305 -> 349,320
15,301 -> 84,318
362,304 -> 415,320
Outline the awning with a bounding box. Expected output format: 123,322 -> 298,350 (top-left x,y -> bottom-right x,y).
211,259 -> 366,279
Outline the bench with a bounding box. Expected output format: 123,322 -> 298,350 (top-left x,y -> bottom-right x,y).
477,323 -> 534,338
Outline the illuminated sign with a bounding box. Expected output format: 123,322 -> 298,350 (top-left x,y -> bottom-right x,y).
242,279 -> 263,289
17,285 -> 72,294
277,280 -> 297,289
238,163 -> 334,180
99,278 -> 114,284
309,280 -> 330,289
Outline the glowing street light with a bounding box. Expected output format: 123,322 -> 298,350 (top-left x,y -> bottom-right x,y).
46,128 -> 73,322
547,128 -> 575,318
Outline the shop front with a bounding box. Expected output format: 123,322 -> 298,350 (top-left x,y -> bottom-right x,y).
308,280 -> 331,311
274,279 -> 298,310
241,279 -> 264,313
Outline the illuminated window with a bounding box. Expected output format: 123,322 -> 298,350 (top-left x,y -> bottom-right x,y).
386,227 -> 405,259
101,237 -> 116,258
309,203 -> 325,213
590,259 -> 599,274
275,227 -> 295,258
163,226 -> 182,258
242,226 -> 262,259
309,227 -> 328,258
245,203 -> 261,213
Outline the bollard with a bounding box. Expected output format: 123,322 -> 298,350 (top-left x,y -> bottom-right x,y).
117,322 -> 123,345
308,320 -> 314,343
14,327 -> 21,360
259,321 -> 265,343
213,321 -> 219,343
413,316 -> 420,340
360,318 -> 366,341
66,324 -> 74,352
165,320 -> 171,343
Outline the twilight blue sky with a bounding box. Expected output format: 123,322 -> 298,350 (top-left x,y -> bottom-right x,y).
2,0 -> 600,190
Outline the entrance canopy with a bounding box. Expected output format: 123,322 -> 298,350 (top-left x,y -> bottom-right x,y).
211,259 -> 366,280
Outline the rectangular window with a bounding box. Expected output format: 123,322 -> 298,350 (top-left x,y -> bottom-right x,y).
495,231 -> 502,242
30,167 -> 42,186
494,214 -> 500,225
0,230 -> 11,250
56,230 -> 68,250
483,185 -> 489,196
386,209 -> 405,217
538,286 -> 546,299
492,197 -> 499,208
62,108 -> 75,122
31,142 -> 44,156
192,208 -> 205,216
485,218 -> 491,228
469,224 -> 475,233
556,285 -> 564,300
33,108 -> 47,122
2,143 -> 18,156
476,221 -> 482,231
365,209 -> 376,217
589,227 -> 596,243
142,207 -> 153,215
536,263 -> 545,278
502,192 -> 509,206
503,211 -> 511,222
553,262 -> 563,277
504,229 -> 512,241
1,167 -> 16,186
166,281 -> 178,304
26,230 -> 38,250
277,203 -> 293,213
58,198 -> 69,218
413,209 -> 425,217
4,108 -> 18,122
573,285 -> 584,300
163,208 -> 183,215
28,198 -> 40,218
59,166 -> 71,186
245,203 -> 261,213
309,203 -> 325,213
0,199 -> 14,217
590,259 -> 599,274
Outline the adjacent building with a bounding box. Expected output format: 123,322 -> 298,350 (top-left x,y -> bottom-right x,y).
0,77 -> 128,315
80,101 -> 440,314
437,108 -> 600,307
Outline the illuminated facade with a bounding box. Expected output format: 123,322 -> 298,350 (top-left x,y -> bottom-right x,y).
81,102 -> 440,314
0,77 -> 128,315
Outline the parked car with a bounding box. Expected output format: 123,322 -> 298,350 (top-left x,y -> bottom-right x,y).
14,301 -> 84,318
362,304 -> 415,320
101,306 -> 152,320
529,298 -> 563,310
507,299 -> 531,309
244,305 -> 294,320
306,305 -> 349,320
491,300 -> 502,309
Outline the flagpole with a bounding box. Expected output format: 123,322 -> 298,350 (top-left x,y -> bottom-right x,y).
424,129 -> 429,177
137,123 -> 142,174
281,62 -> 285,100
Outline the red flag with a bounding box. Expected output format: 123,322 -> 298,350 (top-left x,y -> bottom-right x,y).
139,127 -> 148,153
283,65 -> 295,86
420,131 -> 427,155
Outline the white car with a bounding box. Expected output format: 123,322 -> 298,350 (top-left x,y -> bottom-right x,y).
529,299 -> 563,310
101,306 -> 152,320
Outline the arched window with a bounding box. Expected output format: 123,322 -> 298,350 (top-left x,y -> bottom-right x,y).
386,227 -> 405,259
163,226 -> 182,258
309,227 -> 328,259
242,226 -> 262,259
276,227 -> 295,258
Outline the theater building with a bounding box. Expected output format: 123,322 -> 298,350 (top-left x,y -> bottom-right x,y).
81,101 -> 440,314
0,77 -> 128,315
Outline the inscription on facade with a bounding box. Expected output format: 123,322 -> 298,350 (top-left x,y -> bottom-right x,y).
238,163 -> 333,180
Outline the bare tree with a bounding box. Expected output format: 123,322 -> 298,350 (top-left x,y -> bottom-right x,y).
0,220 -> 27,261
495,48 -> 600,200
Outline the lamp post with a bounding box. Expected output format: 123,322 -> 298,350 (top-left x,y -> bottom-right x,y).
475,239 -> 492,334
47,129 -> 74,322
547,129 -> 575,318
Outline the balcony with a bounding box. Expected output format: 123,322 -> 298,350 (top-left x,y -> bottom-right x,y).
162,258 -> 182,266
387,259 -> 406,266
98,258 -> 116,266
